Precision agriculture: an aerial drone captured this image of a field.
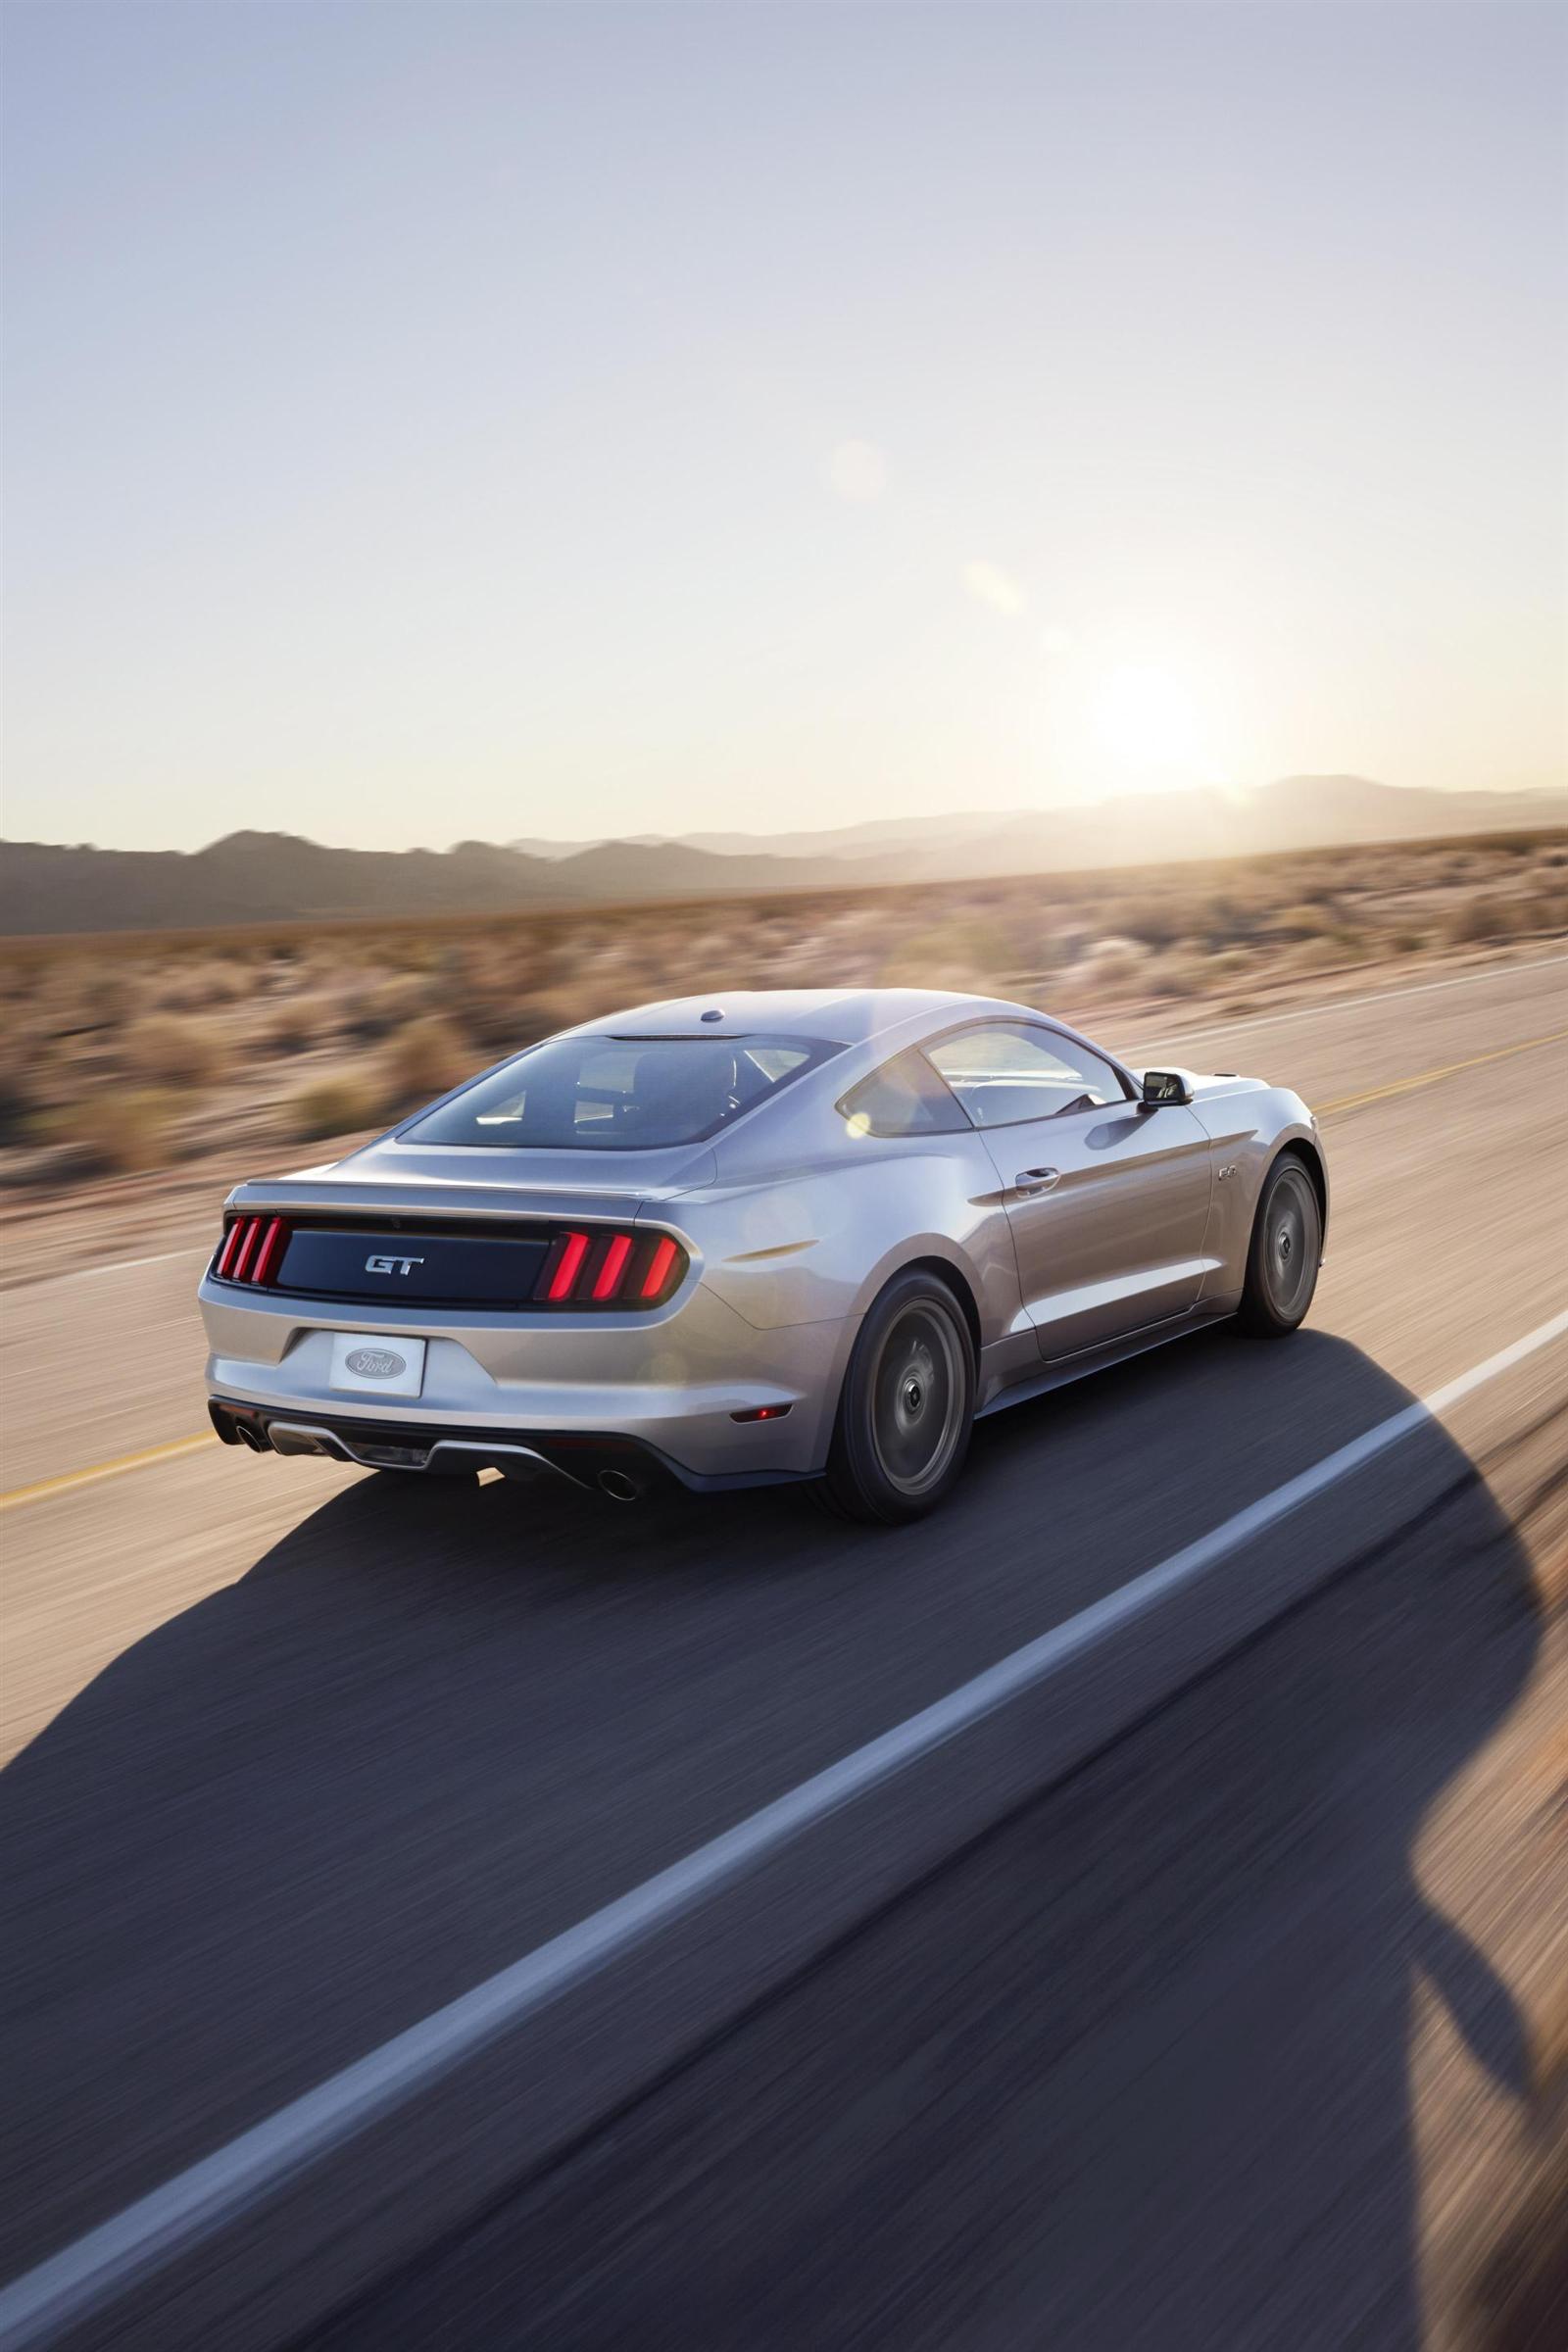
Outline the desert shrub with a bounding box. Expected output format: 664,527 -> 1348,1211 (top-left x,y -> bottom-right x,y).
42,1088 -> 178,1174
266,996 -> 326,1054
1142,947 -> 1207,998
1390,929 -> 1426,955
1446,896 -> 1521,946
878,919 -> 998,991
341,972 -> 435,1042
1294,934 -> 1350,971
60,963 -> 149,1034
122,1013 -> 220,1086
446,967 -> 589,1054
382,1014 -> 470,1109
156,959 -> 248,1012
1077,936 -> 1149,990
294,1076 -> 382,1140
515,988 -> 601,1042
1519,888 -> 1568,934
206,961 -> 249,1004
0,1055 -> 41,1147
455,992 -> 526,1054
1089,899 -> 1152,947
1112,898 -> 1185,951
1194,892 -> 1247,945
1271,903 -> 1337,941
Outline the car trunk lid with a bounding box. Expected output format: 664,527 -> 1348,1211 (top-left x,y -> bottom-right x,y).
224,1139 -> 717,1230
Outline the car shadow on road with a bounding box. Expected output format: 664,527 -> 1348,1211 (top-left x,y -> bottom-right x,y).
0,1332 -> 1551,2347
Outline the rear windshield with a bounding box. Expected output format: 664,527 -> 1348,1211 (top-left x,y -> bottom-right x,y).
402,1033 -> 841,1151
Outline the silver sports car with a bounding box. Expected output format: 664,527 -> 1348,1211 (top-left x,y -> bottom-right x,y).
200,988 -> 1326,1522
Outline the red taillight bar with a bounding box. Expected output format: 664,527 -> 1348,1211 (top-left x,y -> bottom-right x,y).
230,1217 -> 265,1283
640,1235 -> 680,1300
545,1230 -> 591,1301
592,1233 -> 633,1301
252,1217 -> 287,1286
215,1219 -> 247,1279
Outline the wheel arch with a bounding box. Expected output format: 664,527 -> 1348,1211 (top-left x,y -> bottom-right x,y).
899,1252 -> 983,1365
1276,1135 -> 1329,1252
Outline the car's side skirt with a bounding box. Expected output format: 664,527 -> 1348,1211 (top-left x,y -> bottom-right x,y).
974,1296 -> 1240,1421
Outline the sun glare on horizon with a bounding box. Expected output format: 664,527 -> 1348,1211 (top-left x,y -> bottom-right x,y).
1090,661 -> 1207,777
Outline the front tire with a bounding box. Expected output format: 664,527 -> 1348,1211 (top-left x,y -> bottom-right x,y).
1238,1153 -> 1322,1337
819,1270 -> 976,1524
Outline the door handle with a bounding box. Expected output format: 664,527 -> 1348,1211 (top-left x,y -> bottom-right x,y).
1014,1167 -> 1059,1195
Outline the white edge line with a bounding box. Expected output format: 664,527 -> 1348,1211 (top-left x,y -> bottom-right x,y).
2,1304 -> 1565,2349
1132,949 -> 1568,1055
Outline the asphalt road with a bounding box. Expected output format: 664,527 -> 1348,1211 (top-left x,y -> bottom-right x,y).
2,951 -> 1566,2349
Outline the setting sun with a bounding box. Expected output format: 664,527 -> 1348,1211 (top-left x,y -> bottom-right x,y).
1090,661 -> 1207,775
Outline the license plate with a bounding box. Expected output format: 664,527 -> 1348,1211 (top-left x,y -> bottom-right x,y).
327,1333 -> 426,1398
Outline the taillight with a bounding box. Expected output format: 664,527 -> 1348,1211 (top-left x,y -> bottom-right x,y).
209,1215 -> 683,1306
214,1220 -> 247,1279
545,1230 -> 591,1301
592,1233 -> 633,1301
212,1214 -> 292,1288
534,1228 -> 686,1308
253,1217 -> 287,1286
640,1234 -> 679,1300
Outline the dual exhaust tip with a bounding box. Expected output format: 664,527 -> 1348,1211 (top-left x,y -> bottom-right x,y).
214,1402 -> 649,1499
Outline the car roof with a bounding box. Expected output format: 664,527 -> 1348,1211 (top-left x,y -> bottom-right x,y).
575,987 -> 1033,1047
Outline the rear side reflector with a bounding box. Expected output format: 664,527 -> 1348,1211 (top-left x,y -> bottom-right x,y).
731,1403 -> 793,1423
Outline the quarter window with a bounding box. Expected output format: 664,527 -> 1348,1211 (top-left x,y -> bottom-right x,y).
838,1047 -> 971,1138
924,1023 -> 1129,1127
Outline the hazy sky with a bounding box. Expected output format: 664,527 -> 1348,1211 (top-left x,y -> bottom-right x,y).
3,0 -> 1564,852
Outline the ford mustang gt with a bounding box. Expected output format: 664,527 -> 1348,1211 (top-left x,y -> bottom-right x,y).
200,989 -> 1326,1521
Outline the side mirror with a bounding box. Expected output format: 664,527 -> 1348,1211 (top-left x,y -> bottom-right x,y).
1141,1069 -> 1194,1108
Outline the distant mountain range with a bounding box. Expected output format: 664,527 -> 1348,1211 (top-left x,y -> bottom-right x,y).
2,777 -> 1563,936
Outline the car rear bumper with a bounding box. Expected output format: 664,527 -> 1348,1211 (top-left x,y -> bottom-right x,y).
197,1274 -> 855,1485
206,1398 -> 813,1495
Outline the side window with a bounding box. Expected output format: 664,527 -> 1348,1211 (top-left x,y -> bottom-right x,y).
839,1047 -> 971,1138
925,1023 -> 1129,1128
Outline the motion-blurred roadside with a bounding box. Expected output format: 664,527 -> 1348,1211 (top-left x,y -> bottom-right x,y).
1,829 -> 1562,1262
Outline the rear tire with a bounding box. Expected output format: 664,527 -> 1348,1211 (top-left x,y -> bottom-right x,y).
1237,1153 -> 1322,1337
818,1270 -> 976,1525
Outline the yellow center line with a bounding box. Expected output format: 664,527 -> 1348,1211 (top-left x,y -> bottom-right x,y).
5,1022 -> 1566,1511
1318,1024 -> 1568,1116
0,1433 -> 216,1512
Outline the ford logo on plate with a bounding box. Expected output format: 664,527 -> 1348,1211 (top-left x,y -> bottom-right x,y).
345,1347 -> 407,1381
